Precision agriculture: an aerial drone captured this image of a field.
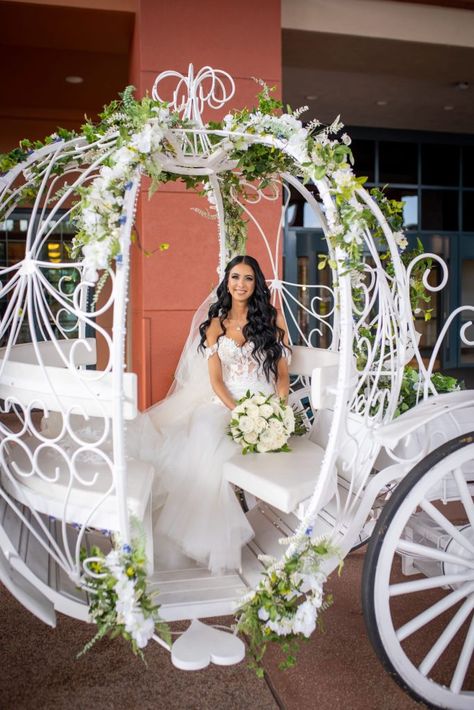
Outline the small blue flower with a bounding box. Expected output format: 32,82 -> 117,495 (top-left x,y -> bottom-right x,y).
115,253 -> 123,265
118,215 -> 127,225
122,543 -> 132,553
124,181 -> 133,190
305,526 -> 313,536
72,522 -> 80,530
101,529 -> 111,536
53,136 -> 62,143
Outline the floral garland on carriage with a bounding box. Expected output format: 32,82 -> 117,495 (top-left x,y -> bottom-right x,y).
0,76 -> 460,673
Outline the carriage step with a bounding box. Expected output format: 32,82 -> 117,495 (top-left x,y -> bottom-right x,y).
152,567 -> 248,621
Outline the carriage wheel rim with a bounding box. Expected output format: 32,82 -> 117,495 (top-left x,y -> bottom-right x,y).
371,442 -> 474,709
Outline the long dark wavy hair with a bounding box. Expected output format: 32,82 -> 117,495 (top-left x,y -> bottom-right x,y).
199,255 -> 287,382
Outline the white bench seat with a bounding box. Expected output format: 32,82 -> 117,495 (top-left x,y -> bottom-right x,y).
2,435 -> 154,530
224,437 -> 326,514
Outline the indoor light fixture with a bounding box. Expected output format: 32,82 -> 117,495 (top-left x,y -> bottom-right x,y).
65,76 -> 84,84
376,100 -> 388,106
305,94 -> 318,101
443,104 -> 454,111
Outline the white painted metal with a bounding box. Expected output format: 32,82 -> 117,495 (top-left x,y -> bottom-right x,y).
369,442 -> 474,708
0,63 -> 473,703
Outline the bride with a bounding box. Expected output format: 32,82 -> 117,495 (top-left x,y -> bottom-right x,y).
136,255 -> 290,575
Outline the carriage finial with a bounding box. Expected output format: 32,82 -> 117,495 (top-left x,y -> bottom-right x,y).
151,64 -> 235,127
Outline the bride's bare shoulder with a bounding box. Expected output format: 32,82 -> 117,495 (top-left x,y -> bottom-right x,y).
205,317 -> 224,345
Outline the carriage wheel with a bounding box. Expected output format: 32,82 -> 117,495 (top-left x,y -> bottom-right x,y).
362,433 -> 474,709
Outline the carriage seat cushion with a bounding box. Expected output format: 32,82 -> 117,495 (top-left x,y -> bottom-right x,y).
3,435 -> 154,530
223,437 -> 325,514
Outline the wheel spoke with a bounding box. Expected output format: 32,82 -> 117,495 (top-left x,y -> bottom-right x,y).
390,572 -> 474,597
453,467 -> 474,531
396,581 -> 474,642
420,499 -> 474,556
397,539 -> 474,570
450,610 -> 474,694
419,596 -> 474,676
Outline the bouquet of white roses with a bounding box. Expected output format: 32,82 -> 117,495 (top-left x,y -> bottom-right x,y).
229,391 -> 299,454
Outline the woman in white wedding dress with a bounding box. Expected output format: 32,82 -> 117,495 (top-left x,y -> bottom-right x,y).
139,255 -> 290,575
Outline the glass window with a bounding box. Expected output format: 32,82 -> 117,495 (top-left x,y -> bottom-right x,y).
351,139 -> 375,183
421,190 -> 458,230
384,188 -> 418,229
422,144 -> 459,187
303,202 -> 324,228
463,192 -> 474,232
379,141 -> 418,184
463,146 -> 474,188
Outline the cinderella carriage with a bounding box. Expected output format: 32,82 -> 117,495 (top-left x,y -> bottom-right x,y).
0,66 -> 473,709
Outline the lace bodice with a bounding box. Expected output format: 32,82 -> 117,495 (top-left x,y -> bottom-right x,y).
206,336 -> 276,401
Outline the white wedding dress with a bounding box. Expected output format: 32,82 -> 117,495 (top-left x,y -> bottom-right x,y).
130,334 -> 280,575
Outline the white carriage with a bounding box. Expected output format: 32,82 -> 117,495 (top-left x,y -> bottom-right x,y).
0,66 -> 473,708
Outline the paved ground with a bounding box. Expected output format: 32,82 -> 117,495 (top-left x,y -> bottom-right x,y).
0,547 -> 421,710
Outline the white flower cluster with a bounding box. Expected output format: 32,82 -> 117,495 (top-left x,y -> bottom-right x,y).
223,110 -> 309,164
229,392 -> 295,453
257,562 -> 326,638
105,549 -> 155,649
75,112 -> 171,282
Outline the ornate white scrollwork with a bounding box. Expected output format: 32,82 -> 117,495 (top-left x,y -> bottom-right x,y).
152,64 -> 235,127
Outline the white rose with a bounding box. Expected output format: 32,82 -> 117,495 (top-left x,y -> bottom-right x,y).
259,429 -> 278,451
254,416 -> 268,434
244,431 -> 258,445
273,434 -> 288,450
244,403 -> 259,418
238,415 -> 255,434
269,420 -> 284,436
258,403 -> 274,419
252,395 -> 267,405
257,607 -> 270,621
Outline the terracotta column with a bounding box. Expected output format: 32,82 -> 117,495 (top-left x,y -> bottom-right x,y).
129,0 -> 281,408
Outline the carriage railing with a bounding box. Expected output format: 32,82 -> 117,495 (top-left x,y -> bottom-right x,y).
1,92 -> 472,586
0,136 -> 140,586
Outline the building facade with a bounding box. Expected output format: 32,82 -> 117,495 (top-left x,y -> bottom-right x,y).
1,0 -> 473,404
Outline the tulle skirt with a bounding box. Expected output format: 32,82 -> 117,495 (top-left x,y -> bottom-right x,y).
129,401 -> 254,574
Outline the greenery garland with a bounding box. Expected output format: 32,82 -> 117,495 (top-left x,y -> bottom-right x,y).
0,80 -> 445,670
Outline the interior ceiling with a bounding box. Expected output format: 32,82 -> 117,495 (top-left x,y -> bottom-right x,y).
282,29 -> 474,134
0,1 -> 134,121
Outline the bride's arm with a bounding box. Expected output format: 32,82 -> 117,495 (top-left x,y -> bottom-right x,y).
206,319 -> 237,411
276,312 -> 290,402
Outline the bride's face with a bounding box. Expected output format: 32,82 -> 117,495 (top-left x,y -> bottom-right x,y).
227,263 -> 256,304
